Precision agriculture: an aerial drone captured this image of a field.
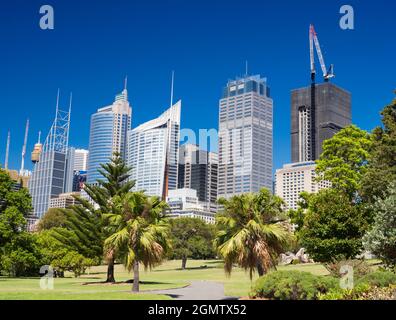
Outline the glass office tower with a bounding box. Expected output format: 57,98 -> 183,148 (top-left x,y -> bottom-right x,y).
87,85 -> 132,184
218,74 -> 273,199
28,93 -> 72,218
127,101 -> 181,199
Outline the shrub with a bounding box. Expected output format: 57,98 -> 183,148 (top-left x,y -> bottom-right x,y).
356,271 -> 396,288
251,270 -> 338,300
325,259 -> 371,278
359,285 -> 396,300
319,283 -> 371,300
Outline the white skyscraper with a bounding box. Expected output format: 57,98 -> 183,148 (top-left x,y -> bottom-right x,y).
275,161 -> 331,210
218,74 -> 273,199
73,149 -> 89,172
87,81 -> 132,184
127,101 -> 181,199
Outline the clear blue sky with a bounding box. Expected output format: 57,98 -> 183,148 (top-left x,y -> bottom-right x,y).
0,0 -> 395,173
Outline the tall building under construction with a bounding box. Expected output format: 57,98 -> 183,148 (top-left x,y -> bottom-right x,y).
291,25 -> 352,162
291,82 -> 351,162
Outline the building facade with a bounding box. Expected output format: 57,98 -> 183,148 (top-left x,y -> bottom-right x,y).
127,101 -> 181,199
218,74 -> 273,199
87,86 -> 131,184
49,192 -> 81,209
275,161 -> 331,210
73,149 -> 89,172
166,188 -> 216,224
178,144 -> 218,212
291,82 -> 351,162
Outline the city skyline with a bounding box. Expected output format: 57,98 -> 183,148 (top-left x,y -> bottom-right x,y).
0,0 -> 395,174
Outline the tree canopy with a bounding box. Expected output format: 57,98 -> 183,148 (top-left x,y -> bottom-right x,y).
169,217 -> 216,269
315,125 -> 372,199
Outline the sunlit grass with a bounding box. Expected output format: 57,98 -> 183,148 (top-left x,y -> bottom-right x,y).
0,259 -> 331,300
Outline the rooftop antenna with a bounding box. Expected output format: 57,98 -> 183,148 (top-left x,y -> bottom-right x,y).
245,60 -> 248,76
56,88 -> 60,113
67,93 -> 72,147
20,119 -> 29,175
170,70 -> 175,107
124,75 -> 128,91
4,130 -> 10,170
68,92 -> 73,115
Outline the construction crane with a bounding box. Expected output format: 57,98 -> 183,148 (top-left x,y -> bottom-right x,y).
20,119 -> 29,176
309,24 -> 335,83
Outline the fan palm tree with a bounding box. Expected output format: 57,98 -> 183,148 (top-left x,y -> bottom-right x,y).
215,188 -> 291,279
104,192 -> 171,292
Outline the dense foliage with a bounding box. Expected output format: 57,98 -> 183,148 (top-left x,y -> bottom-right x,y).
360,98 -> 396,204
363,183 -> 396,269
169,217 -> 216,269
315,125 -> 372,199
37,208 -> 67,231
298,189 -> 369,263
251,270 -> 338,300
0,168 -> 42,277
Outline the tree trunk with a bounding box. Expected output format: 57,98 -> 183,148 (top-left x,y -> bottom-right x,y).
132,261 -> 139,292
257,262 -> 265,277
106,256 -> 116,283
181,256 -> 187,270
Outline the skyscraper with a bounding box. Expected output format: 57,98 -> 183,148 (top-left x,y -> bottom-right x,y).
127,101 -> 181,199
178,143 -> 218,212
291,82 -> 351,162
28,92 -> 72,218
218,74 -> 273,199
87,82 -> 132,184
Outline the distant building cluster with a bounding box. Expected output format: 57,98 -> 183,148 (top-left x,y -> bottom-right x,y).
3,37 -> 352,227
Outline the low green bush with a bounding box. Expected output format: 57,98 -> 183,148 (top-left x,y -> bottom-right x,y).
356,270 -> 396,288
251,270 -> 338,300
319,283 -> 371,300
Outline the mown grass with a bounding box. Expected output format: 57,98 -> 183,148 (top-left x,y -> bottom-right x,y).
0,259 -> 329,300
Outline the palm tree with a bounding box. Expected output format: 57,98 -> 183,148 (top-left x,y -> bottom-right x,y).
214,188 -> 291,279
104,192 -> 171,292
83,152 -> 135,283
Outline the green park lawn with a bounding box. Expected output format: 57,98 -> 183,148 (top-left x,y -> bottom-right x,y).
0,259 -> 330,300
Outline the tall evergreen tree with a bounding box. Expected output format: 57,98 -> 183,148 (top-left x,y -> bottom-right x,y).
83,152 -> 135,282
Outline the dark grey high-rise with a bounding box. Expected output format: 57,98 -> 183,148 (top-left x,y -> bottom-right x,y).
178,144 -> 218,212
291,82 -> 351,162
